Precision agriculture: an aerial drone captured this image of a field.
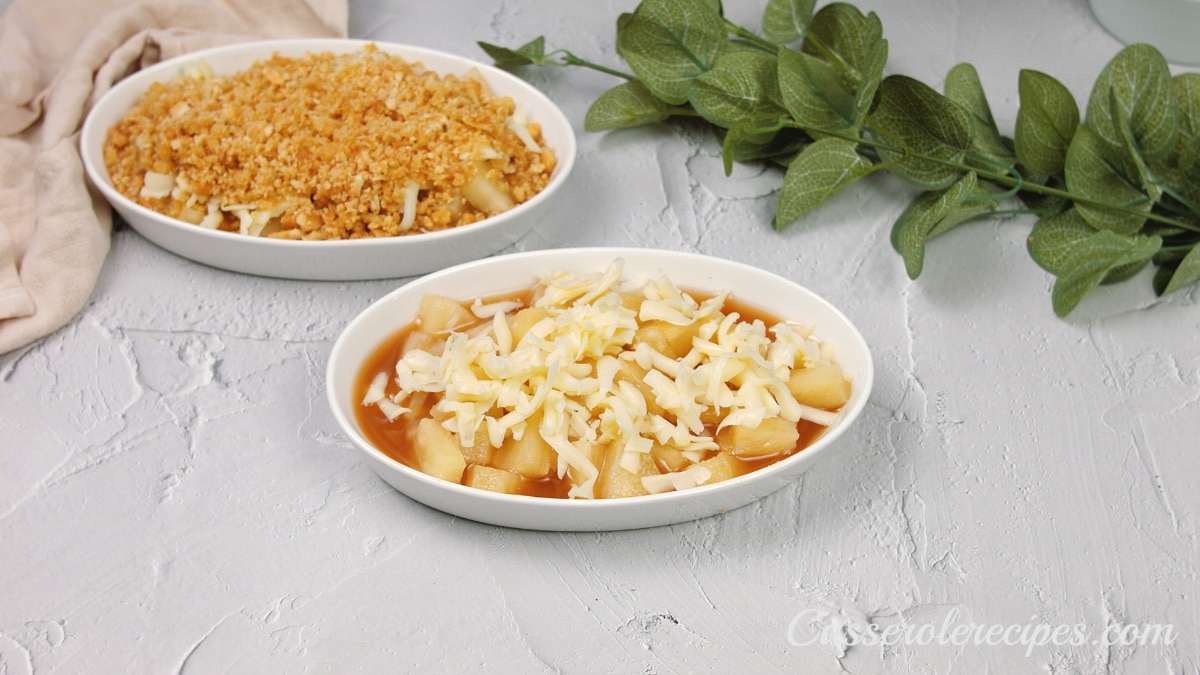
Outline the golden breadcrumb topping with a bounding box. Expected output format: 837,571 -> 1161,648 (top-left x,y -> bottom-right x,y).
102,45 -> 557,240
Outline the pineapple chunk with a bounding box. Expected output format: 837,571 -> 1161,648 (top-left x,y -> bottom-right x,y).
413,418 -> 467,483
635,320 -> 700,359
717,416 -> 800,459
462,168 -> 515,214
417,293 -> 475,334
698,405 -> 724,428
596,443 -> 658,499
401,329 -> 439,354
460,423 -> 494,466
787,363 -> 852,410
650,442 -> 690,473
618,291 -> 643,313
699,451 -> 743,484
464,464 -> 523,495
491,413 -> 554,479
508,306 -> 551,344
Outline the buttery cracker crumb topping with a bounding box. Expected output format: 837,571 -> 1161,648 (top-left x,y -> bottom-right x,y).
102,45 -> 557,240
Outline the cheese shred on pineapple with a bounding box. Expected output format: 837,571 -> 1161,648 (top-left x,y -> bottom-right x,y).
371,258 -> 851,499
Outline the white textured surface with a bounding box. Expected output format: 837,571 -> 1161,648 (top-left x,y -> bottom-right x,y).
2,0 -> 1199,672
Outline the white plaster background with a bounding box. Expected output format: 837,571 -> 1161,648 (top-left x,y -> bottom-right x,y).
2,0 -> 1198,672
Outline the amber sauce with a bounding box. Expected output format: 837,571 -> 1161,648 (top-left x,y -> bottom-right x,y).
353,286 -> 839,498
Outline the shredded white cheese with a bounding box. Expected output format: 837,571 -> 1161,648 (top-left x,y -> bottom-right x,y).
399,181 -> 420,231
641,464 -> 713,494
140,171 -> 176,199
372,258 -> 845,499
362,371 -> 389,405
507,106 -> 542,152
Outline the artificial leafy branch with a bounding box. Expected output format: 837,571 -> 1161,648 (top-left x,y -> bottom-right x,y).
478,0 -> 1200,316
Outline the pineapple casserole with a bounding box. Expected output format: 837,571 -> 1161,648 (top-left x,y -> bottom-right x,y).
354,259 -> 854,500
102,46 -> 557,240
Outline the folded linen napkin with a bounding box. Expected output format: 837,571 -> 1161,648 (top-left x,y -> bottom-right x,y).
0,0 -> 348,355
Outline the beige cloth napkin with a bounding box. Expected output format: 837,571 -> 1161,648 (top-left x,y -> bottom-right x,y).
0,0 -> 347,355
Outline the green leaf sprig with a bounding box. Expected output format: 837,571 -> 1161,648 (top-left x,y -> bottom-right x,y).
479,0 -> 1200,316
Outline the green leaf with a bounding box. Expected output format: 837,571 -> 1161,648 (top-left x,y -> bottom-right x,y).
890,172 -> 999,278
944,64 -> 994,128
1065,124 -> 1152,233
584,81 -> 674,131
1153,246 -> 1188,266
803,3 -> 884,87
1086,43 -> 1178,160
477,38 -> 546,68
1015,69 -> 1079,177
1048,235 -> 1160,316
794,3 -> 887,134
1026,209 -> 1162,315
1164,73 -> 1200,209
686,49 -> 787,129
1083,46 -> 1177,206
945,63 -> 1016,169
1027,209 -> 1094,274
723,128 -> 809,166
870,75 -> 973,190
617,11 -> 634,33
721,121 -> 761,175
777,47 -> 857,136
1159,243 -> 1200,295
615,0 -> 730,105
720,117 -> 793,174
774,137 -> 873,229
1153,264 -> 1176,295
1100,258 -> 1151,285
1120,118 -> 1166,205
762,0 -> 816,44
852,39 -> 887,131
1017,188 -> 1069,215
1142,218 -> 1196,239
1172,73 -> 1200,159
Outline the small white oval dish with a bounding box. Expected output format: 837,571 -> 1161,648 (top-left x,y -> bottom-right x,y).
79,39 -> 576,281
326,247 -> 874,531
